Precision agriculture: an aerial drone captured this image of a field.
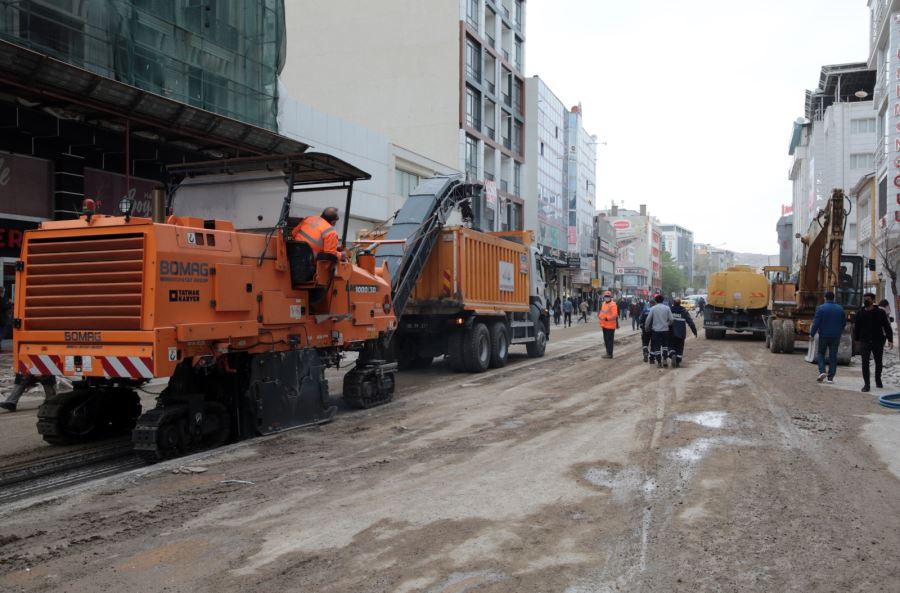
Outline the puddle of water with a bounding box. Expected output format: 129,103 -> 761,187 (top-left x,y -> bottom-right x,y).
501,420 -> 525,430
583,466 -> 647,503
676,411 -> 728,429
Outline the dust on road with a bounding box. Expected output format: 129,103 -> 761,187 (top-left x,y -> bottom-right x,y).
1,326 -> 899,593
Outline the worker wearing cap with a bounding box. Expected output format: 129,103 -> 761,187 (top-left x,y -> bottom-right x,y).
598,290 -> 618,359
291,207 -> 341,258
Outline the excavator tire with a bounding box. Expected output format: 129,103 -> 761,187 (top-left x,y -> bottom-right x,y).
770,319 -> 784,353
489,322 -> 509,369
782,321 -> 795,354
463,323 -> 491,373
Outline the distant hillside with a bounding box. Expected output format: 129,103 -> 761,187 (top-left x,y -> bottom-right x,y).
733,252 -> 778,269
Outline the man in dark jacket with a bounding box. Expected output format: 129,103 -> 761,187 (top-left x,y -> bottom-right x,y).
810,291 -> 846,384
669,298 -> 698,368
638,302 -> 652,362
630,300 -> 642,330
854,292 -> 894,392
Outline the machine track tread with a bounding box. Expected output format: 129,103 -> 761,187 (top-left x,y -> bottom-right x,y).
343,363 -> 396,409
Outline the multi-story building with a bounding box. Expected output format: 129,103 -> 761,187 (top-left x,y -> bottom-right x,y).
659,224 -> 694,286
776,214 -> 794,269
565,105 -> 598,291
524,77 -> 598,297
594,215 -> 617,291
0,1 -> 297,293
284,0 -> 527,232
788,63 -> 875,271
599,204 -> 658,297
693,244 -> 735,290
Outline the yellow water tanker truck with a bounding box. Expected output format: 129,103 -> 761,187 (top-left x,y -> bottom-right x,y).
702,265 -> 769,339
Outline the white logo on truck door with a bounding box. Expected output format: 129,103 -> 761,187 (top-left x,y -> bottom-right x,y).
499,261 -> 515,292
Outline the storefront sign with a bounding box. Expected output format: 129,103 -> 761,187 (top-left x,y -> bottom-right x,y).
567,256 -> 581,267
0,218 -> 40,257
484,179 -> 498,211
84,169 -> 161,218
0,153 -> 52,219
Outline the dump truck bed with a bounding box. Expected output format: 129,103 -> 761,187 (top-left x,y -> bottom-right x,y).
406,226 -> 531,315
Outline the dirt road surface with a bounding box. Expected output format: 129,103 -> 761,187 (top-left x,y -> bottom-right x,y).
1,322 -> 899,592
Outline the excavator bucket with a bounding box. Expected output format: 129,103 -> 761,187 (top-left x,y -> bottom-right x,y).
244,349 -> 337,435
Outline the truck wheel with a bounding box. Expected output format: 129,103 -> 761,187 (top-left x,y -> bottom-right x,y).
489,322 -> 509,369
463,323 -> 491,373
782,321 -> 795,354
526,323 -> 548,358
446,331 -> 466,372
765,326 -> 772,349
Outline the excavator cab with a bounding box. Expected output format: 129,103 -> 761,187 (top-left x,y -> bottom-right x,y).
834,254 -> 864,310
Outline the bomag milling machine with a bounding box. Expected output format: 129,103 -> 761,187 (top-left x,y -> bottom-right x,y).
12,153 -> 401,460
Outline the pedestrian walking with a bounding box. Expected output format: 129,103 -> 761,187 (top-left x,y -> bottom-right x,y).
0,372 -> 58,412
563,298 -> 573,327
619,298 -> 628,320
578,299 -> 589,323
878,298 -> 894,323
854,292 -> 894,392
668,298 -> 698,368
809,291 -> 846,385
695,296 -> 706,319
598,291 -> 618,358
630,300 -> 642,330
553,297 -> 561,326
638,302 -> 653,362
645,294 -> 674,368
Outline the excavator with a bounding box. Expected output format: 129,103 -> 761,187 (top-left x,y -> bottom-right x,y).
12,152 -> 485,459
765,188 -> 864,363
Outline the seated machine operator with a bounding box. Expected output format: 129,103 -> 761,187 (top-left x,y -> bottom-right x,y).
292,207 -> 342,259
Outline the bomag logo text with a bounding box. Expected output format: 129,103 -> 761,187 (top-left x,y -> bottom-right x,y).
65,331 -> 102,342
159,260 -> 210,283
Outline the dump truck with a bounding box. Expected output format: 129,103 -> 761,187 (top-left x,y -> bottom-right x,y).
702,265 -> 769,339
360,176 -> 549,373
765,188 -> 863,361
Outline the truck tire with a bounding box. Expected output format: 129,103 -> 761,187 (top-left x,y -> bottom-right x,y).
782,321 -> 795,354
446,330 -> 466,372
489,322 -> 509,369
705,328 -> 724,340
526,322 -> 548,358
463,322 -> 491,373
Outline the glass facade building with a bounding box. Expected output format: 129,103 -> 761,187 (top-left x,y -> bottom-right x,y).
0,0 -> 285,130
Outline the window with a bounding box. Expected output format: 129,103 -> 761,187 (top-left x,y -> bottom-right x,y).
850,153 -> 874,169
465,86 -> 482,130
540,142 -> 544,156
467,0 -> 479,29
465,38 -> 482,81
395,170 -> 421,198
513,162 -> 521,196
850,118 -> 876,134
465,135 -> 479,179
514,39 -> 523,71
514,0 -> 524,29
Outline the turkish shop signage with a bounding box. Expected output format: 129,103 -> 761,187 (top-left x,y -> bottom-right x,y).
84,169 -> 161,218
0,153 -> 53,218
0,218 -> 39,257
891,13 -> 900,223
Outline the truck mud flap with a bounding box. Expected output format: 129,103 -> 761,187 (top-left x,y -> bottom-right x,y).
245,350 -> 337,436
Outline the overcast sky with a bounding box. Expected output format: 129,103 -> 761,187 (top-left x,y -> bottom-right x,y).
527,0 -> 870,254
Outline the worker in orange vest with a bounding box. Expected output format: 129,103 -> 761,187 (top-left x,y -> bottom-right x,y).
598,290 -> 619,358
291,207 -> 341,258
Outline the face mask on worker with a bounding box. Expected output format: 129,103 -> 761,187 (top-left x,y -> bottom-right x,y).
604,296 -> 611,301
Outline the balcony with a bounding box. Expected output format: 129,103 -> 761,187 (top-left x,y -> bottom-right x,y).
502,93 -> 511,107
876,136 -> 886,172
502,6 -> 511,21
485,172 -> 495,182
502,136 -> 511,149
487,80 -> 496,95
502,48 -> 510,61
487,34 -> 496,48
486,126 -> 495,140
500,179 -> 509,192
875,61 -> 888,105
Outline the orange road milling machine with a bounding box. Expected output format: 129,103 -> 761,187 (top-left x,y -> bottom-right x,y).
13,153 -> 399,459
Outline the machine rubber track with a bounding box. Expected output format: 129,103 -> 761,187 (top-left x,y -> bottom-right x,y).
38,389 -> 140,446
343,362 -> 397,409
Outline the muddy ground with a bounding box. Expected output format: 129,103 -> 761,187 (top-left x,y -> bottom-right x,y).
0,321 -> 899,592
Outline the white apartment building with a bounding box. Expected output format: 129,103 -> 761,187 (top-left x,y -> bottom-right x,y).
566,105 -> 598,289
283,0 -> 527,232
659,224 -> 694,286
788,63 -> 875,271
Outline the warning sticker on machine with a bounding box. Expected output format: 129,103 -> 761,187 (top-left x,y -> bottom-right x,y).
290,304 -> 304,319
